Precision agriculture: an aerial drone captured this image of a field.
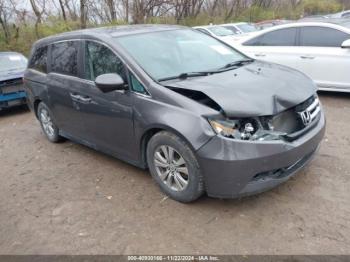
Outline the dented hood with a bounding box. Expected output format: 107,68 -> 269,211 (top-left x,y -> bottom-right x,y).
166,61 -> 316,117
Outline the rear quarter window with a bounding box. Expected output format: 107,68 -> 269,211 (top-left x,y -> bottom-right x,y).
29,46 -> 48,73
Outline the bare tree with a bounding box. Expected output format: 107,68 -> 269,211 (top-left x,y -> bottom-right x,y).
29,0 -> 46,37
58,0 -> 67,21
65,0 -> 79,21
80,0 -> 87,28
123,0 -> 129,22
105,0 -> 117,21
0,0 -> 11,44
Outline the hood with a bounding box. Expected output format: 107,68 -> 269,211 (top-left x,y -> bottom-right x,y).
0,69 -> 25,82
165,61 -> 316,118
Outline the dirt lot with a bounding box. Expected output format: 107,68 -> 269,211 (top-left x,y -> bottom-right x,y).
0,92 -> 349,255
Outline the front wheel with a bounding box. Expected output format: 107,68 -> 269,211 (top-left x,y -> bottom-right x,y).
147,131 -> 204,203
37,102 -> 62,143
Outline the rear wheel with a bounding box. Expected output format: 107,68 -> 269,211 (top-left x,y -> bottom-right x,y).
37,102 -> 62,143
147,131 -> 204,203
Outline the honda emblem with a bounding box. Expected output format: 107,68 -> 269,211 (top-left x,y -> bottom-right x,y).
299,110 -> 312,126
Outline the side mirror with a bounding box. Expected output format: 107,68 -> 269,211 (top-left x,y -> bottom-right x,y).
95,73 -> 126,93
341,39 -> 350,48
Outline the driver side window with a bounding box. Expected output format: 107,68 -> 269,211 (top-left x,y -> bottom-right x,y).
84,41 -> 126,81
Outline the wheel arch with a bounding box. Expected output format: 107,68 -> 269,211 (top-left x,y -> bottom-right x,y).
33,98 -> 42,119
140,124 -> 199,168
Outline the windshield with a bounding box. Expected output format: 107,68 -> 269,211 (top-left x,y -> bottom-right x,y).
237,24 -> 258,33
208,26 -> 235,36
115,29 -> 246,81
0,54 -> 27,72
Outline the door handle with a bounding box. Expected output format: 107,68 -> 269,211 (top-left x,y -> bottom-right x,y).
70,93 -> 81,101
255,53 -> 266,57
70,93 -> 92,103
79,96 -> 92,103
300,55 -> 315,59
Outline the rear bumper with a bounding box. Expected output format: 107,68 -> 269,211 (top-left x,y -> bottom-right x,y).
0,92 -> 27,109
196,112 -> 326,198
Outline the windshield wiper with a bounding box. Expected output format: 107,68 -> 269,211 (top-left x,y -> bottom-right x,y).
158,71 -> 213,82
217,59 -> 254,71
157,59 -> 255,82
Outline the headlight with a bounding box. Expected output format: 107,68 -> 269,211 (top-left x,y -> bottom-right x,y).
208,119 -> 238,138
208,117 -> 283,141
208,118 -> 258,140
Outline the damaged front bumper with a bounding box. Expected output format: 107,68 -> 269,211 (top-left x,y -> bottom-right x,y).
196,111 -> 326,199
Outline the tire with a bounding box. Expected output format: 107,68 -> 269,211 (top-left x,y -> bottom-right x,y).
37,102 -> 62,143
147,131 -> 204,203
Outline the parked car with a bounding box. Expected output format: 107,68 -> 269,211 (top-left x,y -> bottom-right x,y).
300,11 -> 350,20
0,52 -> 28,110
299,15 -> 329,21
327,10 -> 350,19
298,16 -> 350,23
25,25 -> 325,202
221,22 -> 259,34
193,25 -> 238,45
234,22 -> 350,92
194,24 -> 258,46
256,19 -> 293,30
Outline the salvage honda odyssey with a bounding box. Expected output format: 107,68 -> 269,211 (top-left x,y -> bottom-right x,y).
24,25 -> 325,202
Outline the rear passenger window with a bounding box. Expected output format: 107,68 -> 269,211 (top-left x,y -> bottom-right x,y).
29,46 -> 48,73
244,28 -> 297,46
84,41 -> 125,81
51,41 -> 79,76
300,27 -> 349,47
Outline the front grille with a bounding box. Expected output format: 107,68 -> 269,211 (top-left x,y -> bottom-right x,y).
0,77 -> 23,87
0,78 -> 24,94
298,97 -> 321,125
266,96 -> 321,136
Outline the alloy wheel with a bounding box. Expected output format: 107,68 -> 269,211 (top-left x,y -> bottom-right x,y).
154,145 -> 189,192
40,108 -> 55,138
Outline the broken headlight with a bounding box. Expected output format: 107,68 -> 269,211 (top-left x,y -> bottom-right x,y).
208,118 -> 259,140
208,118 -> 284,141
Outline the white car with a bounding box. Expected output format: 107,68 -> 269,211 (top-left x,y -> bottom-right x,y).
327,10 -> 350,19
193,25 -> 239,46
234,22 -> 350,92
220,22 -> 259,34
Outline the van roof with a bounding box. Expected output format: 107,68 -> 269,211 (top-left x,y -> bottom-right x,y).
35,24 -> 186,47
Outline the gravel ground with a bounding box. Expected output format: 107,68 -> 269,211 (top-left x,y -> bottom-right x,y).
0,92 -> 349,255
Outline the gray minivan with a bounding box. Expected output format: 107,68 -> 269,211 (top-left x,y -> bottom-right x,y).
24,25 -> 325,202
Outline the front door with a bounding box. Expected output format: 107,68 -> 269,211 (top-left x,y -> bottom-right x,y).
74,40 -> 137,161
